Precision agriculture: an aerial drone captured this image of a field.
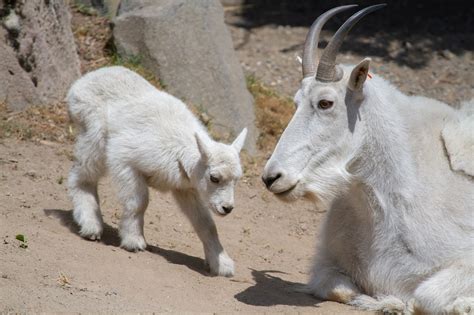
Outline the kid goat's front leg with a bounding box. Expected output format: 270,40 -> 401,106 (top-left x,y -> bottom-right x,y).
173,190 -> 234,277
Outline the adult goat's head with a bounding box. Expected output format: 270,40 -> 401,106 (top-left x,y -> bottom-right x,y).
262,4 -> 385,203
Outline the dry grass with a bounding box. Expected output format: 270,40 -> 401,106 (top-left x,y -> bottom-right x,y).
0,4 -> 164,144
70,2 -> 162,89
57,272 -> 71,287
0,102 -> 72,143
247,75 -> 294,153
70,3 -> 112,73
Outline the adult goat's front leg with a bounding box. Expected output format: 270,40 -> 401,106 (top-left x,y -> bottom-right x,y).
306,255 -> 361,304
307,255 -> 407,313
173,190 -> 234,277
412,260 -> 474,314
113,166 -> 149,251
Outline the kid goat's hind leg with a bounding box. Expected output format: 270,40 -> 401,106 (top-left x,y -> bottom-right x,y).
173,190 -> 234,277
113,165 -> 149,251
68,133 -> 105,240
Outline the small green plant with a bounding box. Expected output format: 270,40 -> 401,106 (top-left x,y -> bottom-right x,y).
158,78 -> 167,90
73,3 -> 98,16
15,234 -> 28,249
107,53 -> 162,89
57,176 -> 64,185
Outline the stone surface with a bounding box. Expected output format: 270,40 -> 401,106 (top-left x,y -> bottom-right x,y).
114,0 -> 257,153
0,0 -> 81,111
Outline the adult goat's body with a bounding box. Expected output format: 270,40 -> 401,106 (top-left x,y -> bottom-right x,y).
309,74 -> 473,313
67,66 -> 247,277
262,5 -> 474,314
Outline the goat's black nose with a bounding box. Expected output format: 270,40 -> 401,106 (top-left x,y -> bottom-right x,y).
222,205 -> 234,214
262,173 -> 282,189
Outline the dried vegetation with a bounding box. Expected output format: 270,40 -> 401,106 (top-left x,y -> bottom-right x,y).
0,3 -> 293,165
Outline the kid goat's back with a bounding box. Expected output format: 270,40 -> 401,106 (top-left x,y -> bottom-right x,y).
67,66 -> 247,277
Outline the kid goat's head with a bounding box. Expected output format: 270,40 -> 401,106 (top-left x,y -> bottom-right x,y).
194,129 -> 247,216
262,4 -> 385,203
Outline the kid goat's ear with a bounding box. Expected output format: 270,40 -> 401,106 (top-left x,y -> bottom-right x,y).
232,128 -> 248,153
348,58 -> 371,91
195,133 -> 210,160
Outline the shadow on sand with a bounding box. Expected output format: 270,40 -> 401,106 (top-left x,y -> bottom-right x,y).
43,209 -> 208,276
234,269 -> 320,307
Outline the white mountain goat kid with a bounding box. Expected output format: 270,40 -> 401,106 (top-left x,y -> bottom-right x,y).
67,66 -> 247,277
262,4 -> 474,314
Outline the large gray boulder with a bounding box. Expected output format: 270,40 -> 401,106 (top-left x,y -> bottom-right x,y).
114,0 -> 257,154
0,0 -> 81,111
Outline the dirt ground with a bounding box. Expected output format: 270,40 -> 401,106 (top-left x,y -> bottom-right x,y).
0,140 -> 369,313
1,1 -> 473,313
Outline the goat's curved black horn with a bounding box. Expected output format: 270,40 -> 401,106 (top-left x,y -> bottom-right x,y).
302,5 -> 358,78
316,3 -> 386,82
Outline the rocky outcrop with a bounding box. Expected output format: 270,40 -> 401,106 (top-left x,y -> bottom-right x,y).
113,0 -> 257,153
0,0 -> 81,110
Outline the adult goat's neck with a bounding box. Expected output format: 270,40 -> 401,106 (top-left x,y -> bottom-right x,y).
350,78 -> 418,213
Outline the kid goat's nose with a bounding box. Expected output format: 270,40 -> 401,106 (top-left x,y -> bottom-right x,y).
262,172 -> 282,189
222,205 -> 234,214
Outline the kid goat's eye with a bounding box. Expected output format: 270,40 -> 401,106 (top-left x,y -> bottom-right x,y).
210,175 -> 220,183
318,100 -> 334,110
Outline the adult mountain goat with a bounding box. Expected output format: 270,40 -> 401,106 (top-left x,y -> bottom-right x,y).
67,66 -> 247,277
262,4 -> 474,314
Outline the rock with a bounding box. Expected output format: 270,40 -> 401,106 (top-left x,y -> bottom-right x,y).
2,10 -> 20,33
0,0 -> 81,111
114,0 -> 257,154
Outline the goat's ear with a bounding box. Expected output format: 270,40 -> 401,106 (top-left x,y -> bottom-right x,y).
195,133 -> 210,160
348,58 -> 371,91
232,128 -> 248,153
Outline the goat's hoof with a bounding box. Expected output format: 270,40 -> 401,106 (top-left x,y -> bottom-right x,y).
78,224 -> 103,241
86,233 -> 101,241
120,235 -> 147,252
207,252 -> 235,277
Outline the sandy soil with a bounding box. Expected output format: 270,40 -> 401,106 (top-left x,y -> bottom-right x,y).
0,140 -> 369,313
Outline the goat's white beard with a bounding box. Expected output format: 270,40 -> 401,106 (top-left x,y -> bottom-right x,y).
276,158 -> 353,209
303,161 -> 353,208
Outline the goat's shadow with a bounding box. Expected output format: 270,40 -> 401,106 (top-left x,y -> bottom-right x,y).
234,269 -> 321,307
43,209 -> 208,276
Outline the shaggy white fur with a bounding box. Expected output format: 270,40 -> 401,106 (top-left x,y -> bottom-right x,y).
442,100 -> 474,177
67,66 -> 247,277
263,57 -> 474,314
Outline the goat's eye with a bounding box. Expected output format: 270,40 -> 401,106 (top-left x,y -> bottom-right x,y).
210,175 -> 220,184
318,100 -> 334,110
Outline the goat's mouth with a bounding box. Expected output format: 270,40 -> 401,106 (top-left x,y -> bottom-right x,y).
272,182 -> 298,198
